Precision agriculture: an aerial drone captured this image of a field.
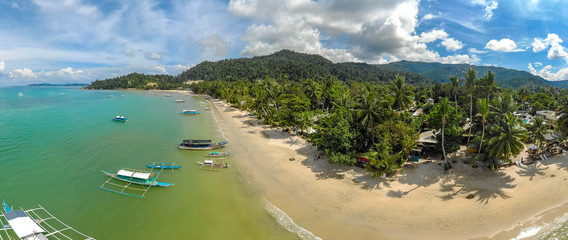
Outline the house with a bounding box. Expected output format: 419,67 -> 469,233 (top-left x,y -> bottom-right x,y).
535,110 -> 561,122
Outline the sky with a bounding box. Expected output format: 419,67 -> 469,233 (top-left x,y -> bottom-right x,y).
1,0 -> 568,87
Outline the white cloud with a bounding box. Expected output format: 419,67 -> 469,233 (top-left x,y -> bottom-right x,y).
484,1 -> 498,20
468,48 -> 487,54
154,66 -> 167,73
41,67 -> 83,77
531,34 -> 568,62
124,48 -> 135,57
230,0 -> 470,64
441,38 -> 463,51
484,38 -> 524,52
441,54 -> 470,64
528,63 -> 568,81
0,61 -> 4,72
419,29 -> 448,43
144,52 -> 162,60
421,13 -> 436,21
198,35 -> 230,59
532,38 -> 547,52
9,68 -> 37,79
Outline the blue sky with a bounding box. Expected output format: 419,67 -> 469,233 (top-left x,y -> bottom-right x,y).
1,0 -> 568,86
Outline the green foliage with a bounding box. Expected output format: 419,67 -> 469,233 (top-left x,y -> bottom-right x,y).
327,152 -> 356,166
85,73 -> 181,89
310,107 -> 355,154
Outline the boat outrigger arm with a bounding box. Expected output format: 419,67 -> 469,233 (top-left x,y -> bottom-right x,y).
0,201 -> 95,240
99,168 -> 173,198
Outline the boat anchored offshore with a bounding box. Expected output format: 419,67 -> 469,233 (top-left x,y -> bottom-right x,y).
206,151 -> 231,157
112,115 -> 127,121
0,201 -> 94,240
175,99 -> 185,103
146,162 -> 181,173
180,109 -> 199,115
197,160 -> 231,171
178,140 -> 227,150
99,168 -> 173,198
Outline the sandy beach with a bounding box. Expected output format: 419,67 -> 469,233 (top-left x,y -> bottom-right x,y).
203,95 -> 568,240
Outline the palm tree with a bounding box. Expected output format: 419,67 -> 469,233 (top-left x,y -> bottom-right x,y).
354,91 -> 383,132
390,75 -> 414,111
477,98 -> 489,154
486,114 -> 527,168
485,71 -> 497,101
450,74 -> 460,115
490,92 -> 517,117
464,68 -> 476,145
526,116 -> 547,151
303,79 -> 322,110
438,98 -> 451,169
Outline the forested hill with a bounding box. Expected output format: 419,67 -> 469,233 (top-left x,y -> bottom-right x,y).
383,60 -> 549,89
178,50 -> 435,85
548,80 -> 568,88
179,50 -> 550,88
87,49 -> 559,89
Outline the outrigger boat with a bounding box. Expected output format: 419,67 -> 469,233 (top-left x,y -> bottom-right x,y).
196,160 -> 231,171
0,201 -> 94,240
206,151 -> 231,157
112,115 -> 127,121
178,140 -> 227,150
175,99 -> 185,103
146,162 -> 181,173
180,109 -> 199,115
99,168 -> 173,198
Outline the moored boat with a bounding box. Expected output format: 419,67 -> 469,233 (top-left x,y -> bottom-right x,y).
101,168 -> 173,187
175,99 -> 185,103
197,160 -> 231,171
112,115 -> 127,121
206,151 -> 231,157
1,201 -> 95,240
146,163 -> 182,169
178,140 -> 227,150
180,109 -> 199,115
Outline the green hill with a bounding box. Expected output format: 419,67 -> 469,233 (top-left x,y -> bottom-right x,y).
382,61 -> 549,89
88,49 -> 553,89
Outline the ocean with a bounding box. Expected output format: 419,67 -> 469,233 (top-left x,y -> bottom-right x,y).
0,86 -> 297,239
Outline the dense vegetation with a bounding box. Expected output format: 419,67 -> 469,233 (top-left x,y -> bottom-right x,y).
190,69 -> 568,175
85,73 -> 186,90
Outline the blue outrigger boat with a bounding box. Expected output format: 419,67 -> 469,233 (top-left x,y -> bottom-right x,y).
180,109 -> 200,115
206,151 -> 231,157
99,168 -> 173,198
1,201 -> 94,239
146,162 -> 181,173
112,115 -> 127,121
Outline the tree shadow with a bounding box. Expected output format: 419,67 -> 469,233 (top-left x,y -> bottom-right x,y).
436,169 -> 516,205
516,162 -> 549,181
232,114 -> 246,119
260,129 -> 289,140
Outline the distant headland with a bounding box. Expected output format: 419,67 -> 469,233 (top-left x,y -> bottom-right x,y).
28,83 -> 89,86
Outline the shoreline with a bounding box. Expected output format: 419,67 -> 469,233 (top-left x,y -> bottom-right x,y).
198,93 -> 568,240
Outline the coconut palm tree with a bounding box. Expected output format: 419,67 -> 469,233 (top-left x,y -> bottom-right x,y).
464,68 -> 476,145
354,91 -> 383,132
450,74 -> 460,115
477,98 -> 490,154
526,116 -> 547,151
390,75 -> 414,111
438,98 -> 451,169
490,91 -> 517,118
486,114 -> 527,168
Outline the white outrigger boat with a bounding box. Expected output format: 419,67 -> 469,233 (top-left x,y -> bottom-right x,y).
99,168 -> 174,198
196,160 -> 231,171
0,201 -> 94,240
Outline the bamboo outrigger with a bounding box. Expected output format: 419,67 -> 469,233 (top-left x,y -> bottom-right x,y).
196,160 -> 231,172
0,202 -> 94,240
99,168 -> 173,198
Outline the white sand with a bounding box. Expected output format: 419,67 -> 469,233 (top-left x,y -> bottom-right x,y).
204,96 -> 568,240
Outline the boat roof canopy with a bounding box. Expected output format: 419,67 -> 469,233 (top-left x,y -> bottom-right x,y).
117,169 -> 152,180
4,210 -> 46,239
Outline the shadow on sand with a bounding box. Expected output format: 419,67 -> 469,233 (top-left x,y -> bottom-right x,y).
436,168 -> 516,204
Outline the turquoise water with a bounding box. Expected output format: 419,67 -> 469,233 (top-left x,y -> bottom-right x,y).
0,86 -> 296,239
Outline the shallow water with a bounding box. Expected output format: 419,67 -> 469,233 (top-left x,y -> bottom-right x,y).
0,86 -> 296,239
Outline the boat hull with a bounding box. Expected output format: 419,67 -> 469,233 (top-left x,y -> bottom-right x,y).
145,164 -> 182,169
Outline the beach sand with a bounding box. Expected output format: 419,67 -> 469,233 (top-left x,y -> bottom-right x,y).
204,96 -> 568,240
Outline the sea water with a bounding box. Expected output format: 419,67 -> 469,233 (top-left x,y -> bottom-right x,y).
0,86 -> 297,239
